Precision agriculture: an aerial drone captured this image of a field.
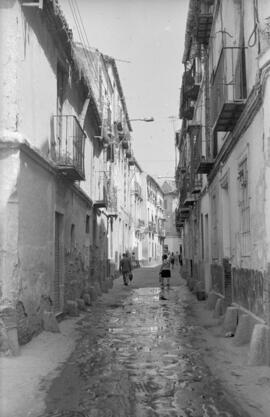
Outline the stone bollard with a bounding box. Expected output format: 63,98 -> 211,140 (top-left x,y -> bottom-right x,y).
42,311 -> 60,333
88,286 -> 98,302
0,306 -> 20,356
248,323 -> 270,366
213,298 -> 225,318
233,314 -> 254,346
83,293 -> 91,306
195,282 -> 206,301
207,292 -> 220,310
0,319 -> 11,355
222,306 -> 238,335
66,300 -> 79,317
76,298 -> 86,311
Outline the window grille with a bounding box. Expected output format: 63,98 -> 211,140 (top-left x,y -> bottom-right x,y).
238,158 -> 250,257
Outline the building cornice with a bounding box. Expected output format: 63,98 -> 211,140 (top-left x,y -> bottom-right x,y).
0,134 -> 93,208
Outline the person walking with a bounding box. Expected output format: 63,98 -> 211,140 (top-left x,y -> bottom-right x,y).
170,252 -> 175,269
120,253 -> 132,286
159,254 -> 171,290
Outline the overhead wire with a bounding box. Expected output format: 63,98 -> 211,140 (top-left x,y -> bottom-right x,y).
68,0 -> 103,97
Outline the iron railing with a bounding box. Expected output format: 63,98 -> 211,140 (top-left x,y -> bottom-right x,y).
148,221 -> 157,233
210,47 -> 247,128
134,181 -> 142,199
52,115 -> 86,180
107,185 -> 118,214
93,171 -> 109,208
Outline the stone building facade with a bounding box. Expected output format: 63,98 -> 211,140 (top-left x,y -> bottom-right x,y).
177,0 -> 270,363
162,180 -> 182,256
142,175 -> 165,265
0,0 -> 135,347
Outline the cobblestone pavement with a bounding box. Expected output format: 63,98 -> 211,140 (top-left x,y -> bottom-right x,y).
41,267 -> 251,417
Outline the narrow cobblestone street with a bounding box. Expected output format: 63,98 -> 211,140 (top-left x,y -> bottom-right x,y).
40,267 -> 251,417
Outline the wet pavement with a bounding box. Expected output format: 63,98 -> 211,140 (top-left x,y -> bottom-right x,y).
41,267 -> 251,417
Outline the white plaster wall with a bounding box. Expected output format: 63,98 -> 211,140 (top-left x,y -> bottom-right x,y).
0,1 -> 21,131
18,151 -> 55,317
0,148 -> 20,302
261,73 -> 270,266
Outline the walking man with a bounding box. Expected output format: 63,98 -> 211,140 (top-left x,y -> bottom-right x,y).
120,253 -> 132,286
159,254 -> 171,289
170,252 -> 175,269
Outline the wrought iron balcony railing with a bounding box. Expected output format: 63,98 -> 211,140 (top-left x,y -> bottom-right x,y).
52,115 -> 86,181
182,66 -> 202,101
191,124 -> 214,174
134,181 -> 142,199
196,12 -> 213,45
211,47 -> 247,132
179,89 -> 195,120
148,221 -> 157,233
93,171 -> 109,209
107,185 -> 118,215
158,227 -> 166,238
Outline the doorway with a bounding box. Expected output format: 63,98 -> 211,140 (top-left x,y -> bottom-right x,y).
54,212 -> 64,312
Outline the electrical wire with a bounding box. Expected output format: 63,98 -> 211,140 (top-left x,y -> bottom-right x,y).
68,0 -> 105,99
248,0 -> 259,48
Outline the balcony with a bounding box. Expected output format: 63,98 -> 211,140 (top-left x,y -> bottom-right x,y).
180,96 -> 195,120
148,221 -> 157,233
137,219 -> 145,228
196,13 -> 213,45
134,181 -> 142,199
116,121 -> 125,140
122,139 -> 129,149
211,47 -> 247,132
182,68 -> 201,101
52,115 -> 86,181
184,192 -> 196,207
93,172 -> 108,209
191,176 -> 202,194
107,185 -> 118,215
193,124 -> 214,174
158,227 -> 166,238
179,207 -> 190,220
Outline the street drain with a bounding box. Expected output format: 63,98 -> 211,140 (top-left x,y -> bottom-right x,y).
109,304 -> 123,309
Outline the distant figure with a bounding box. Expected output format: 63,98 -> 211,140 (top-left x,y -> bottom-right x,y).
175,251 -> 179,265
170,252 -> 175,269
120,253 -> 132,286
179,252 -> 183,266
159,254 -> 171,290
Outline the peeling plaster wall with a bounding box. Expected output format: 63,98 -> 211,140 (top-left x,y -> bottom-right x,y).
0,148 -> 20,302
17,151 -> 55,337
0,1 -> 20,131
17,150 -> 97,341
0,146 -> 98,342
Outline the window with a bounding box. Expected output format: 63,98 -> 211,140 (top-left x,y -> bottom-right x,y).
238,158 -> 250,257
70,224 -> 75,251
164,199 -> 167,209
86,215 -> 90,234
